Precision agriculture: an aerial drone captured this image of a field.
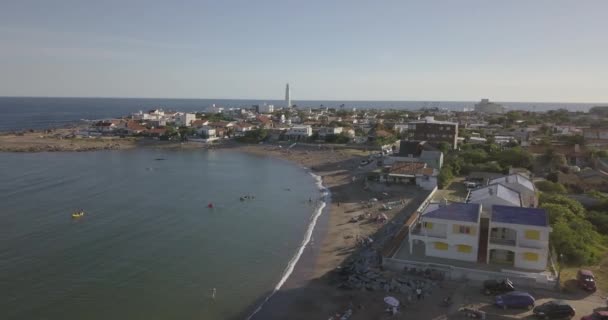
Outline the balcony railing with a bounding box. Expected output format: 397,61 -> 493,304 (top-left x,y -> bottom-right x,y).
410,226 -> 447,238
489,237 -> 516,246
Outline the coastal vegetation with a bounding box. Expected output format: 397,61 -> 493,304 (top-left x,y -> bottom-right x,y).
539,193 -> 606,265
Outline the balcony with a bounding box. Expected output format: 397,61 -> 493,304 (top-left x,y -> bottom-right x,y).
489,237 -> 516,246
410,225 -> 447,239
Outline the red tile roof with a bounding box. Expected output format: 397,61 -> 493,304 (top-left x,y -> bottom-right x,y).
389,161 -> 426,176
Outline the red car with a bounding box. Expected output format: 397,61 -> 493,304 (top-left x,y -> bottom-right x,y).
581,310 -> 608,320
577,269 -> 597,292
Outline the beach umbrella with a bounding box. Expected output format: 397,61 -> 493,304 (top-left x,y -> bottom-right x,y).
384,296 -> 399,307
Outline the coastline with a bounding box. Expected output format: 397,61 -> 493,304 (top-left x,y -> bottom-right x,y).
1,137 -> 422,318
225,143 -> 429,319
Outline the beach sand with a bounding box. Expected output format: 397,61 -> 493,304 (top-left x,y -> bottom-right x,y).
0,129 -> 138,152
227,143 -> 437,320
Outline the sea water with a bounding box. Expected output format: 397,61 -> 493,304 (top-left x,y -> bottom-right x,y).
0,149 -> 322,320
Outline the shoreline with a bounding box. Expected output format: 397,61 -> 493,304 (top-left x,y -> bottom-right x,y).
1,138 -> 420,318
224,143 -> 429,319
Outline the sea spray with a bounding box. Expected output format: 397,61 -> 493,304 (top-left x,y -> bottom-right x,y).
246,171 -> 330,320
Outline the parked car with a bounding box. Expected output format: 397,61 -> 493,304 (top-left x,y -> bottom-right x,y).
532,300 -> 575,319
464,181 -> 479,189
581,311 -> 608,320
483,278 -> 515,295
577,269 -> 597,292
495,291 -> 535,310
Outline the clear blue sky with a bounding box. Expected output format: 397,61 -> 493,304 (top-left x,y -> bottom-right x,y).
1,0 -> 607,102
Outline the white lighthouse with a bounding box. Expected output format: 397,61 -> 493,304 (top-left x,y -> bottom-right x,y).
285,83 -> 291,109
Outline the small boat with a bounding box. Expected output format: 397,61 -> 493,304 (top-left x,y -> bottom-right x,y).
71,210 -> 85,218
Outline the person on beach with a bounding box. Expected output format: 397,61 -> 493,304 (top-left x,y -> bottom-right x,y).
416,287 -> 422,300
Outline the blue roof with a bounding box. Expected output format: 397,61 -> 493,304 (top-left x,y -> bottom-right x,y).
423,203 -> 480,223
491,205 -> 548,226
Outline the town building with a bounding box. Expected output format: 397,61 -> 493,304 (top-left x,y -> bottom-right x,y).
488,174 -> 537,208
285,125 -> 312,140
584,128 -> 608,147
400,117 -> 458,149
474,99 -> 505,114
175,113 -> 196,127
257,103 -> 274,114
409,203 -> 482,262
467,184 -> 522,216
318,127 -> 344,138
488,205 -> 551,270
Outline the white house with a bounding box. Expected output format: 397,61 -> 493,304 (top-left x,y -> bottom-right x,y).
409,203 -> 482,262
489,174 -> 537,207
467,184 -> 522,217
175,113 -> 196,127
318,127 -> 344,138
196,126 -> 216,138
258,103 -> 274,114
285,125 -> 312,140
415,168 -> 439,190
488,205 -> 551,271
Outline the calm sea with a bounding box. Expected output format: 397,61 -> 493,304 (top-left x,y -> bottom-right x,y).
0,96 -> 601,132
0,149 -> 322,320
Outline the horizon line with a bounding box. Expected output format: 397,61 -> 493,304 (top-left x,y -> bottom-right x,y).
0,95 -> 606,105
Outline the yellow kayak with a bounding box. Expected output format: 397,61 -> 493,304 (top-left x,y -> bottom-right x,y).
71,211 -> 85,218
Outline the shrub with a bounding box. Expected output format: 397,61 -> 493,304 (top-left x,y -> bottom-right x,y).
535,180 -> 567,194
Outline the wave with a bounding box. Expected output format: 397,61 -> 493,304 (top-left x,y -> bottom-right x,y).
246,171 -> 330,320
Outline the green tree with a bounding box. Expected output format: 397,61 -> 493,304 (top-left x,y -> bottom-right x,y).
540,193 -> 586,217
495,147 -> 533,169
535,181 -> 567,194
438,165 -> 454,189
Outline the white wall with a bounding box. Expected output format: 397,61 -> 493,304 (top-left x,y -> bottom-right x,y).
515,249 -> 548,270
416,176 -> 437,190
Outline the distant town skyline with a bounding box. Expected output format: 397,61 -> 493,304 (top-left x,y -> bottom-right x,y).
1,1 -> 607,102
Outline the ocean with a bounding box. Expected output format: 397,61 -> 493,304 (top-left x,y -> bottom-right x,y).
0,149 -> 324,320
0,96 -> 601,132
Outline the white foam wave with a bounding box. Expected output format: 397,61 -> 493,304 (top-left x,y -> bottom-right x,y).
246,171 -> 329,320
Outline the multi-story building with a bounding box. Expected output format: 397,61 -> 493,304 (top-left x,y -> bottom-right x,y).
409,203 -> 482,262
474,99 -> 505,114
400,117 -> 458,149
487,205 -> 551,270
175,113 -> 196,127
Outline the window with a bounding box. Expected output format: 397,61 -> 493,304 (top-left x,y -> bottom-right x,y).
453,224 -> 471,234
457,245 -> 472,253
523,252 -> 539,261
424,222 -> 433,229
525,230 -> 540,240
434,242 -> 448,250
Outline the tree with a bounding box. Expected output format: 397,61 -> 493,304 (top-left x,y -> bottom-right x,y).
438,142 -> 451,155
539,193 -> 586,217
535,181 -> 567,194
438,166 -> 454,189
237,128 -> 268,143
494,147 -> 533,169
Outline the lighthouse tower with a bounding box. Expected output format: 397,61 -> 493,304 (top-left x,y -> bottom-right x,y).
285,83 -> 291,109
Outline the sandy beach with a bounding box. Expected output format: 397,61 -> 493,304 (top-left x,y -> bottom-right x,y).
0,129 -> 138,152
225,143 -> 437,320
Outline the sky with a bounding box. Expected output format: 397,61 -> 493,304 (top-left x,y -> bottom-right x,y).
0,0 -> 607,102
